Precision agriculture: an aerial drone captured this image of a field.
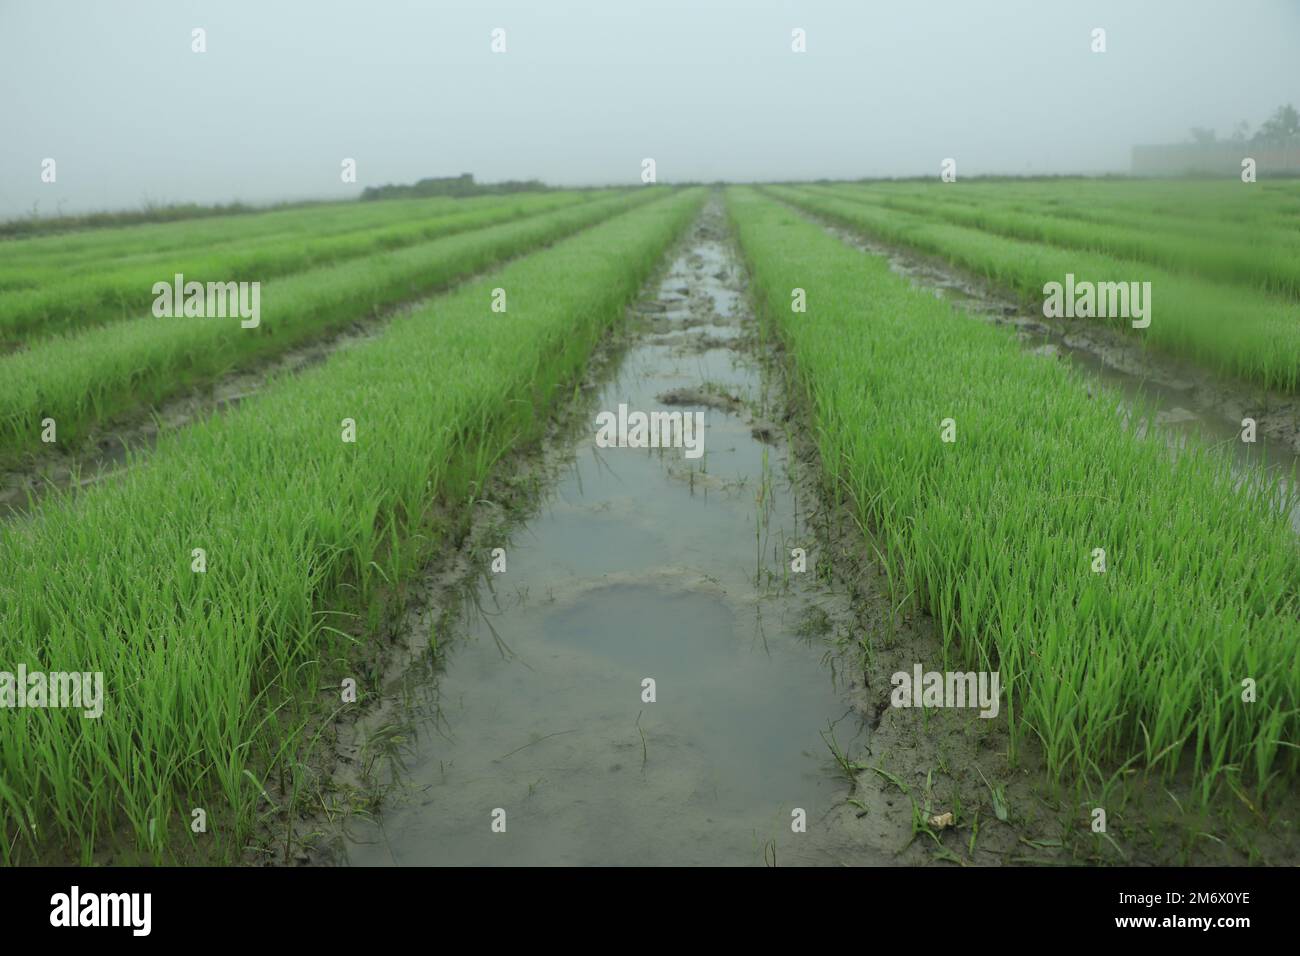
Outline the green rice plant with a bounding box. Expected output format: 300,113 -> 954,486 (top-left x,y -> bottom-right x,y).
0,191 -> 594,345
0,197 -> 346,241
768,184 -> 1300,392
726,186 -> 1300,808
0,190 -> 569,279
0,199 -> 452,296
857,180 -> 1300,243
0,189 -> 658,464
0,187 -> 703,864
835,178 -> 1300,234
811,183 -> 1300,300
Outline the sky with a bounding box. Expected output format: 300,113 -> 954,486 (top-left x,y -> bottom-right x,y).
1,0 -> 1297,218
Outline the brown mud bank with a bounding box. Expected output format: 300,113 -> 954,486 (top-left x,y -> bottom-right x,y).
273,195 -> 1294,867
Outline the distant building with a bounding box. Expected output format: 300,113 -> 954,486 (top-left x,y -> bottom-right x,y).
1132,139 -> 1300,176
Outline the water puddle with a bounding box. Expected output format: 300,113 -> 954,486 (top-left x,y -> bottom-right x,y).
339,202 -> 871,866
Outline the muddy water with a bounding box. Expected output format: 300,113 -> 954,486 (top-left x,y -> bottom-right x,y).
820,223 -> 1300,532
342,203 -> 872,866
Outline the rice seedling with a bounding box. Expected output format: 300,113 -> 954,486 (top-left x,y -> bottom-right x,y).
825,178 -> 1300,239
0,187 -> 703,863
813,182 -> 1300,299
0,188 -> 659,463
766,184 -> 1300,391
726,187 -> 1300,810
820,722 -> 868,781
0,190 -> 584,284
0,191 -> 594,345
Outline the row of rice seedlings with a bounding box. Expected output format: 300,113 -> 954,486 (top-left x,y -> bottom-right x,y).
768,185 -> 1300,392
725,186 -> 1300,811
0,199 -> 462,292
845,180 -> 1300,254
910,177 -> 1300,231
0,189 -> 661,464
817,180 -> 1300,281
0,189 -> 541,279
0,191 -> 589,334
0,187 -> 704,864
835,179 -> 1300,266
816,183 -> 1300,300
854,180 -> 1300,247
0,191 -> 594,345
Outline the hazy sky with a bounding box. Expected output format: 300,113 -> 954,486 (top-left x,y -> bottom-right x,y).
1,0 -> 1297,218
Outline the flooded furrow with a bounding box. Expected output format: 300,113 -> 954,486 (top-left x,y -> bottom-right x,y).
332,200 -> 884,866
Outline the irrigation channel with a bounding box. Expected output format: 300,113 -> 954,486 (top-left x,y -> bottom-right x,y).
326,200 -> 901,866
310,194 -> 1300,867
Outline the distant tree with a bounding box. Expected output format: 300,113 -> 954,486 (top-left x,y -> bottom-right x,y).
1230,120 -> 1251,143
1188,127 -> 1217,144
1253,104 -> 1300,143
360,173 -> 548,202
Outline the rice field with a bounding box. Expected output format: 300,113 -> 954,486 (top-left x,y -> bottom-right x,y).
769,181 -> 1300,390
1,175 -> 1297,870
727,187 -> 1300,803
0,187 -> 703,862
0,189 -> 650,461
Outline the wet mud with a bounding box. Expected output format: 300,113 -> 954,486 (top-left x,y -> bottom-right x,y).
327,201 -> 895,865
289,197 -> 1295,867
298,200 -> 1041,866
